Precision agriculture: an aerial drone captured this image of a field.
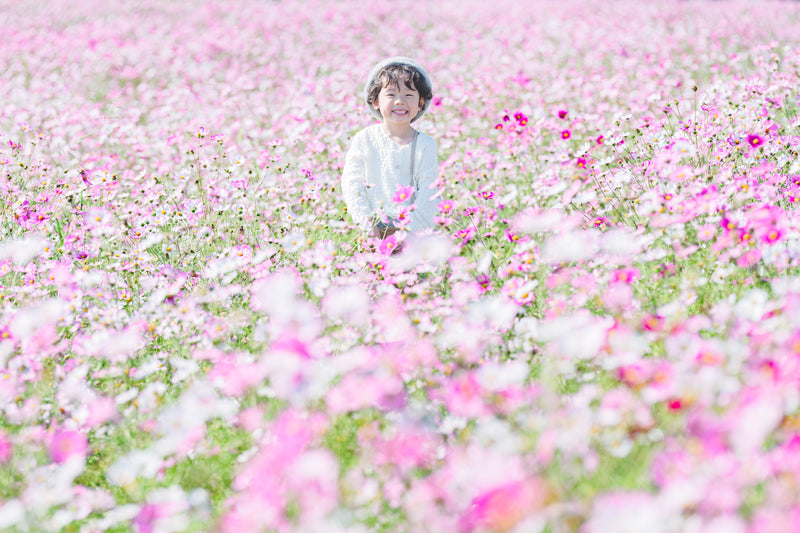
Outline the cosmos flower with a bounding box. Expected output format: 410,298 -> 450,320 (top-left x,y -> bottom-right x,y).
392,185 -> 415,203
747,134 -> 764,148
48,430 -> 87,464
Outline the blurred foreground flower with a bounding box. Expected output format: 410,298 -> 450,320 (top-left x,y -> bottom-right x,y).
459,478 -> 549,533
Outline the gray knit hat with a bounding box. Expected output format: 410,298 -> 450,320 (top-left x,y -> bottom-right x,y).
364,57 -> 432,123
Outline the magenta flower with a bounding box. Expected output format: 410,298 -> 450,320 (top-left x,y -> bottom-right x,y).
747,134 -> 764,148
48,429 -> 88,464
761,227 -> 782,244
610,267 -> 640,284
641,314 -> 665,332
0,433 -> 11,463
561,129 -> 571,139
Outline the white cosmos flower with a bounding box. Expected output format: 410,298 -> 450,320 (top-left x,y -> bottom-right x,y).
670,137 -> 696,159
513,208 -> 565,234
607,169 -> 634,188
322,283 -> 370,325
476,251 -> 494,273
9,299 -> 69,340
467,294 -> 518,331
280,230 -> 305,253
0,500 -> 25,530
477,359 -> 529,393
0,235 -> 48,265
541,230 -> 600,263
106,450 -> 162,486
602,229 -> 643,257
538,310 -> 613,360
710,265 -> 732,284
23,457 -> 86,512
733,288 -> 768,322
391,233 -> 454,271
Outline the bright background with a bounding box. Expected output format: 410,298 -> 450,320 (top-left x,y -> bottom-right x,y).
2,1 -> 800,532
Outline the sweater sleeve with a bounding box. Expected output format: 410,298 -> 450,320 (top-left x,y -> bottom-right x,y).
409,135 -> 439,232
341,132 -> 372,230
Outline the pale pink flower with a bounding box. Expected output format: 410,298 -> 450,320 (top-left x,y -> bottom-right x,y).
458,478 -> 548,533
48,429 -> 88,464
85,397 -> 118,428
433,372 -> 490,418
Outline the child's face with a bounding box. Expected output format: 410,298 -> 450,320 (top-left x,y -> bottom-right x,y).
372,77 -> 424,127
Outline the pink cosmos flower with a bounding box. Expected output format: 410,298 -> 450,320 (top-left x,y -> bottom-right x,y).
697,223 -> 717,241
326,368 -> 405,414
749,507 -> 800,533
48,429 -> 88,464
392,185 -> 414,203
561,129 -> 571,139
617,363 -> 650,389
434,372 -> 490,418
437,199 -> 455,215
369,427 -> 439,473
458,478 -> 548,533
378,234 -> 399,256
133,503 -> 166,533
602,282 -> 633,313
641,314 -> 665,332
396,206 -> 414,227
85,397 -> 118,428
610,267 -> 640,284
206,356 -> 269,397
736,248 -> 761,268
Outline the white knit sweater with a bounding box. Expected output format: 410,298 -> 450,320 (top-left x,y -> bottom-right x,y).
341,124 -> 439,232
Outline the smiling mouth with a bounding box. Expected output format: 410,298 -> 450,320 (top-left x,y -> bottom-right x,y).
392,109 -> 409,115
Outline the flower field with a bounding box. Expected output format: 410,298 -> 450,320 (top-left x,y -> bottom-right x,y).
3,0 -> 800,531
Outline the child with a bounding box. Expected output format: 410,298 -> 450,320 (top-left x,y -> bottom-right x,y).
341,57 -> 439,240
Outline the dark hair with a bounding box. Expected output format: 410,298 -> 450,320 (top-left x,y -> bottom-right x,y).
366,63 -> 433,108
